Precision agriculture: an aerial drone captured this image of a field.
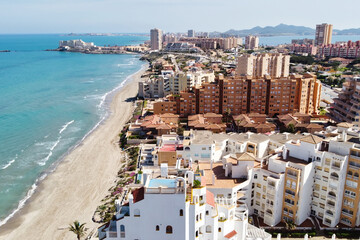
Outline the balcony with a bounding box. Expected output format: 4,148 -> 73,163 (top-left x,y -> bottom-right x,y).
327,194 -> 336,201
331,165 -> 341,171
287,173 -> 298,180
342,211 -> 353,218
330,176 -> 339,181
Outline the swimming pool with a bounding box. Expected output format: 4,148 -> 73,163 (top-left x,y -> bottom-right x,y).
148,179 -> 177,188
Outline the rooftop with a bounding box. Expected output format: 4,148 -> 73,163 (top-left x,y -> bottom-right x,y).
198,162 -> 246,189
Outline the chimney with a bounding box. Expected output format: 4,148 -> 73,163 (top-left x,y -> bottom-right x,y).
246,132 -> 251,139
283,133 -> 289,140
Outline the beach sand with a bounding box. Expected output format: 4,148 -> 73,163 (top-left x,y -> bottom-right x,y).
0,64 -> 148,240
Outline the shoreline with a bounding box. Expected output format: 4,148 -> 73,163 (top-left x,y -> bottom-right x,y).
0,61 -> 149,240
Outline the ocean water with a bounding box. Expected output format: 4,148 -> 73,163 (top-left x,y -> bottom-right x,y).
0,34 -> 148,225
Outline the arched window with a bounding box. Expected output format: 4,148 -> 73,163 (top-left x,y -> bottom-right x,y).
196,231 -> 198,237
206,210 -> 209,215
330,172 -> 339,179
166,225 -> 173,234
156,225 -> 160,231
196,215 -> 199,221
206,225 -> 212,233
348,170 -> 353,176
355,172 -> 359,178
326,210 -> 334,216
328,191 -> 336,198
180,209 -> 184,216
120,225 -> 125,238
134,209 -> 140,217
218,227 -> 222,232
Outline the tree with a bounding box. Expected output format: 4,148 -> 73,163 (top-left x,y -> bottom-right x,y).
285,220 -> 296,230
69,221 -> 86,240
287,123 -> 296,133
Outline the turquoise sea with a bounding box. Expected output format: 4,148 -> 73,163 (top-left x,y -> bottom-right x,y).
0,34 -> 148,226
0,33 -> 359,227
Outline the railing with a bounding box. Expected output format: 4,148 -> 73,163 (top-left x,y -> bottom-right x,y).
342,211 -> 353,218
108,231 -> 117,238
327,195 -> 336,201
330,176 -> 339,181
331,165 -> 341,171
287,174 -> 298,180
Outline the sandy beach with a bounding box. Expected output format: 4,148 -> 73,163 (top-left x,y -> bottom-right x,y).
0,63 -> 148,240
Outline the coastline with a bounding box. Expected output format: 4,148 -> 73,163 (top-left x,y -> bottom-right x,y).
0,61 -> 149,240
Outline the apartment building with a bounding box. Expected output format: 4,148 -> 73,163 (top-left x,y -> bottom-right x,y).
290,44 -> 318,55
188,29 -> 195,37
236,53 -> 290,78
315,23 -> 333,46
149,126 -> 360,228
98,167 -> 271,240
330,77 -> 360,126
291,38 -> 315,45
154,74 -> 321,117
150,28 -> 163,50
180,37 -> 242,50
245,36 -> 259,50
316,41 -> 360,59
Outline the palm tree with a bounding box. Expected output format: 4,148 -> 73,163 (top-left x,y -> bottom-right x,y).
69,220 -> 86,240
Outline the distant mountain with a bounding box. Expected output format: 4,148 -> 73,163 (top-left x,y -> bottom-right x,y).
223,24 -> 315,37
217,24 -> 360,37
334,28 -> 360,35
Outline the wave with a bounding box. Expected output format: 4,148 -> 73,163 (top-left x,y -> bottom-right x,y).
37,120 -> 74,166
1,159 -> 16,170
0,62 -> 149,228
96,63 -> 147,109
0,173 -> 47,227
59,120 -> 74,134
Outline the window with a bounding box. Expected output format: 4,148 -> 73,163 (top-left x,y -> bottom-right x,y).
134,209 -> 140,217
156,225 -> 160,231
206,210 -> 209,216
206,225 -> 212,233
166,226 -> 173,234
180,209 -> 183,216
218,227 -> 222,232
120,225 -> 125,238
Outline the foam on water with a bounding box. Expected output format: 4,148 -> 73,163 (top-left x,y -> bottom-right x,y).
0,33 -> 149,226
1,158 -> 16,170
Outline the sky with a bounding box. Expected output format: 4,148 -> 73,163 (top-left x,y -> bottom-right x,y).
0,0 -> 359,34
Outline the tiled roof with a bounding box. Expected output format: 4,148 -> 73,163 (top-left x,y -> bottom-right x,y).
301,135 -> 323,144
132,187 -> 145,204
206,190 -> 215,207
224,230 -> 237,238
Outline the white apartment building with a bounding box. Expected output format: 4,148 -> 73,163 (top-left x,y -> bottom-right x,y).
98,168 -> 271,240
59,39 -> 95,49
173,127 -> 360,228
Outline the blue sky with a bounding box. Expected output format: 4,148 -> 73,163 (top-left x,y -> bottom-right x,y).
0,0 -> 359,33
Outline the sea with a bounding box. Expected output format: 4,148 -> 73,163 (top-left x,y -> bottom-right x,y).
0,34 -> 148,226
0,33 -> 360,227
